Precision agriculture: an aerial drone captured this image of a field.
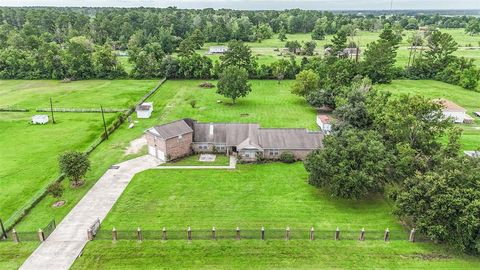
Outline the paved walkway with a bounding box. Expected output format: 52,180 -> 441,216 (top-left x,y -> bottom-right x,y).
20,155 -> 163,270
154,156 -> 237,170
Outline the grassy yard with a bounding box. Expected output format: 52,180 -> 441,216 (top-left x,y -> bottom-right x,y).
161,154 -> 230,166
376,80 -> 480,150
0,242 -> 39,270
0,80 -> 158,229
159,80 -> 318,130
71,163 -> 480,269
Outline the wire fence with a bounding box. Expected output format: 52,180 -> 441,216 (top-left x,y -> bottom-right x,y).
0,219 -> 56,243
94,227 -> 429,242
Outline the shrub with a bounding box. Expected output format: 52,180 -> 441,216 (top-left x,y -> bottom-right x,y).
190,99 -> 197,108
59,151 -> 90,187
48,182 -> 64,199
279,151 -> 296,163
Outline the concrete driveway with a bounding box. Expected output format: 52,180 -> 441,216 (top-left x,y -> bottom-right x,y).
19,155 -> 163,270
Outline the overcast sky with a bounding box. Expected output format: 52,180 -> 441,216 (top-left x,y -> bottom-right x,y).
1,0 -> 479,10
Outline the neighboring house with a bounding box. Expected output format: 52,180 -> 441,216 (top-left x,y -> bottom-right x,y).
136,102 -> 153,119
436,99 -> 467,123
340,47 -> 360,58
465,151 -> 480,158
32,115 -> 49,124
209,46 -> 228,54
146,119 -> 323,161
317,114 -> 332,134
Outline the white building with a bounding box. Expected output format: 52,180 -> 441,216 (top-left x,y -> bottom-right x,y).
209,46 -> 228,54
465,151 -> 480,158
136,102 -> 153,119
32,115 -> 49,124
317,114 -> 332,134
436,99 -> 467,124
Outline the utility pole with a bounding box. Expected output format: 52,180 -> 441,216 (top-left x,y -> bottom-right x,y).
101,106 -> 108,140
0,218 -> 7,239
49,98 -> 55,124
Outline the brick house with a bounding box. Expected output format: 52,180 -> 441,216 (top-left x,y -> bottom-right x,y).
146,119 -> 323,161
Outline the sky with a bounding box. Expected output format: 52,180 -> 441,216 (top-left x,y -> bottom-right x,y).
1,0 -> 479,10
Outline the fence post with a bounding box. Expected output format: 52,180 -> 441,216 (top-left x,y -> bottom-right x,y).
112,227 -> 117,241
37,229 -> 45,242
285,227 -> 290,241
212,226 -> 216,240
0,218 -> 6,239
12,229 -> 19,243
261,226 -> 265,240
187,227 -> 192,241
409,228 -> 415,243
310,227 -> 314,241
236,227 -> 240,240
335,227 -> 340,241
359,228 -> 365,241
162,227 -> 167,240
137,227 -> 142,241
384,228 -> 390,242
87,229 -> 94,241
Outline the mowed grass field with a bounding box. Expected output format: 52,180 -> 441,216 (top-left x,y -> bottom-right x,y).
72,164 -> 480,269
0,80 -> 158,228
376,80 -> 480,150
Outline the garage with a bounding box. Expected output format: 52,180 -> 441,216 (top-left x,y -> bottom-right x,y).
148,145 -> 165,160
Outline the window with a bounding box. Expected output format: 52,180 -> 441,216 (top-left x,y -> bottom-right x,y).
269,149 -> 279,156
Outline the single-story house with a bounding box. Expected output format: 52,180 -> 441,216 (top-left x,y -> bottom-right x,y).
209,46 -> 228,54
317,114 -> 332,134
32,115 -> 49,124
436,99 -> 467,124
145,119 -> 323,161
136,102 -> 153,119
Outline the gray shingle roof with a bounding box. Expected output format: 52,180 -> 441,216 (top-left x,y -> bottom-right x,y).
193,123 -> 227,143
150,120 -> 193,140
258,129 -> 323,149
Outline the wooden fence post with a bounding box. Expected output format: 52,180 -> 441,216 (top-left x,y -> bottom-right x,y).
335,227 -> 340,241
236,227 -> 240,240
162,227 -> 167,240
187,227 -> 192,241
0,218 -> 7,239
261,226 -> 265,240
384,228 -> 390,242
359,228 -> 365,241
87,229 -> 93,241
137,227 -> 143,241
310,227 -> 314,241
112,227 -> 117,241
37,229 -> 45,242
212,226 -> 216,240
12,229 -> 19,243
409,228 -> 415,242
285,227 -> 290,241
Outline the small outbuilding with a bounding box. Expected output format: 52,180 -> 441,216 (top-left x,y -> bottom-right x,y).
465,151 -> 480,158
436,99 -> 467,124
32,115 -> 49,124
209,46 -> 228,54
136,102 -> 153,119
317,114 -> 332,134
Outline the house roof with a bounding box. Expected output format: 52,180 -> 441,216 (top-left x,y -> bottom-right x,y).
435,99 -> 467,113
237,138 -> 263,150
258,129 -> 323,149
194,123 -> 227,143
136,102 -> 153,111
149,120 -> 193,140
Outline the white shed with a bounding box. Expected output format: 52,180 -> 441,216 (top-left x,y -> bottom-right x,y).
32,115 -> 49,124
436,99 -> 467,124
136,102 -> 153,119
317,114 -> 332,134
209,46 -> 228,54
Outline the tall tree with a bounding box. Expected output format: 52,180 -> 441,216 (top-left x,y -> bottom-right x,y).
64,36 -> 94,79
59,151 -> 91,187
217,66 -> 251,104
220,40 -> 256,74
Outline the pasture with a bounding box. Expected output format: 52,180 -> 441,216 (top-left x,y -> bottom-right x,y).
0,80 -> 158,229
70,163 -> 480,269
376,80 -> 480,150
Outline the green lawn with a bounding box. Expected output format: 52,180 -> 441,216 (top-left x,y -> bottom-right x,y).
159,80 -> 318,130
161,154 -> 230,166
71,163 -> 480,269
0,80 -> 158,230
0,242 -> 39,270
376,80 -> 480,150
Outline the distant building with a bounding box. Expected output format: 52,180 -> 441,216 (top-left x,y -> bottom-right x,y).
136,102 -> 153,119
465,151 -> 480,158
317,114 -> 332,134
435,99 -> 467,124
209,46 -> 228,54
340,47 -> 360,58
32,115 -> 49,124
145,119 -> 323,162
